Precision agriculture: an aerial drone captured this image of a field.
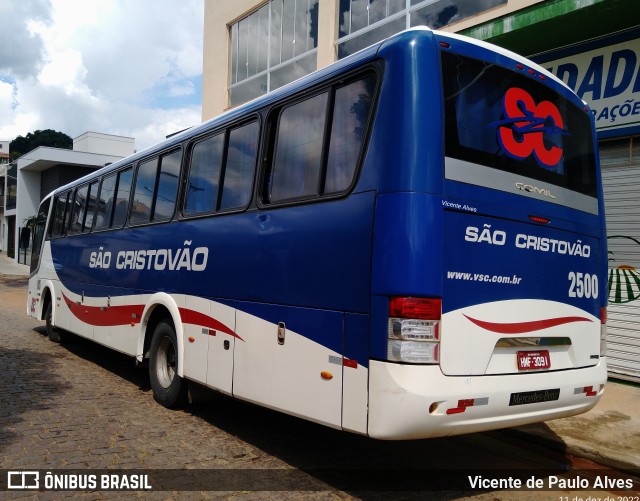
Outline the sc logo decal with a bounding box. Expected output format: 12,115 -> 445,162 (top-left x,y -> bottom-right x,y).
493,87 -> 569,168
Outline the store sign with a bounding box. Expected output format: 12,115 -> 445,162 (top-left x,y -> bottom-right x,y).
541,37 -> 640,135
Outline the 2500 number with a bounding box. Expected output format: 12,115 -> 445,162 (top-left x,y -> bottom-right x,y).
568,272 -> 599,299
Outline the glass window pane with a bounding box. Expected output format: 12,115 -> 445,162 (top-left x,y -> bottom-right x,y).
238,17 -> 249,81
131,159 -> 157,225
369,0 -> 387,25
270,52 -> 316,90
257,5 -> 270,73
51,192 -> 69,237
308,0 -> 319,50
154,150 -> 181,221
410,0 -> 507,29
281,0 -> 296,63
326,76 -> 376,193
69,185 -> 88,234
271,92 -> 328,201
350,0 -> 369,33
221,122 -> 259,210
95,173 -> 116,230
83,182 -> 98,232
230,23 -> 239,85
270,0 -> 283,67
185,134 -> 224,215
294,0 -> 315,56
230,74 -> 268,107
389,0 -> 404,16
337,16 -> 405,59
112,168 -> 132,228
338,0 -> 351,38
247,11 -> 259,78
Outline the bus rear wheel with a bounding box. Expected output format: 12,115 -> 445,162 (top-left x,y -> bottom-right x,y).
149,320 -> 187,408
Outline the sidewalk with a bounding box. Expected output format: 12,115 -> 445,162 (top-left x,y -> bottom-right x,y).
0,252 -> 30,276
0,252 -> 637,471
511,377 -> 640,471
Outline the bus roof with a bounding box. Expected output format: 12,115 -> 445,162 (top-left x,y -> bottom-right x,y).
46,26 -> 583,200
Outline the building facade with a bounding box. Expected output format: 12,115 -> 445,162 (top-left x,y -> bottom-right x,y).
0,141 -> 9,254
202,0 -> 640,380
10,132 -> 134,263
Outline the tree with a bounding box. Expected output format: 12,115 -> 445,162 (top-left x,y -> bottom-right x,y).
10,129 -> 73,161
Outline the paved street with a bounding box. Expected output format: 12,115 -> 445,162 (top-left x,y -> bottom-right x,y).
0,275 -> 636,500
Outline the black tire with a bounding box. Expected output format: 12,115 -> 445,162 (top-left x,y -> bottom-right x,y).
149,320 -> 188,408
45,301 -> 67,343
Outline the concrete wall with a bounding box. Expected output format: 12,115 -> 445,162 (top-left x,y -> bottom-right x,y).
73,132 -> 135,157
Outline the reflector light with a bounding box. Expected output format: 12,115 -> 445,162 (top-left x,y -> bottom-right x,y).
574,385 -> 599,397
600,307 -> 607,324
445,397 -> 489,415
528,69 -> 535,75
516,63 -> 524,70
528,215 -> 550,224
389,297 -> 441,320
538,74 -> 546,80
439,42 -> 451,48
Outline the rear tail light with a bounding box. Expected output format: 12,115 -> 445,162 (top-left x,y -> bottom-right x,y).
600,307 -> 607,357
387,297 -> 441,364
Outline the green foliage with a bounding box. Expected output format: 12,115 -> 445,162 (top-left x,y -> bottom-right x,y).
10,129 -> 73,161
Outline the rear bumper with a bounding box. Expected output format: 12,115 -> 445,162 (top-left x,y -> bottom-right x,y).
368,359 -> 606,440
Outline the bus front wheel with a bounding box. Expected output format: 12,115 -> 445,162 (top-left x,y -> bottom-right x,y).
45,301 -> 67,343
149,320 -> 187,408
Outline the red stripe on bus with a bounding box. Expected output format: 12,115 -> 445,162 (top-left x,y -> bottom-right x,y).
178,308 -> 243,341
62,293 -> 144,327
62,293 -> 242,340
463,314 -> 592,334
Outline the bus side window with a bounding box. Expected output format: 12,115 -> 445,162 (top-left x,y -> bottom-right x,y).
220,121 -> 259,210
50,191 -> 70,238
83,181 -> 98,232
185,133 -> 224,215
325,76 -> 376,193
131,158 -> 157,224
112,168 -> 133,228
94,173 -> 117,231
271,92 -> 329,202
154,150 -> 181,221
130,150 -> 181,225
266,74 -> 376,204
69,185 -> 89,235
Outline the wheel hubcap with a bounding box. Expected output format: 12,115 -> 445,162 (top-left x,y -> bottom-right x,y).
156,336 -> 176,389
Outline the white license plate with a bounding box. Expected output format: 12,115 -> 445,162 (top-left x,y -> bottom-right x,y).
517,350 -> 551,371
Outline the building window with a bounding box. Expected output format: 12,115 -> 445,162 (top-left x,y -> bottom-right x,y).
229,0 -> 319,107
337,0 -> 507,59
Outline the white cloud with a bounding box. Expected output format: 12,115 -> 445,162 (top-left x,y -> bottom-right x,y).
1,0 -> 204,151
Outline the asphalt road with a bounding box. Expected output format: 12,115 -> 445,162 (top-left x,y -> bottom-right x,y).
0,275 -> 635,500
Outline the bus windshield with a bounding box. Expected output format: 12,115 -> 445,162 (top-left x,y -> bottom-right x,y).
442,51 -> 598,201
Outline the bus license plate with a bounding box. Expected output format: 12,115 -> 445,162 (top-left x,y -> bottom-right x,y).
517,350 -> 551,371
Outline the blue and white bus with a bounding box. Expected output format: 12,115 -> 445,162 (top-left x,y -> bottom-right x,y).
28,27 -> 607,440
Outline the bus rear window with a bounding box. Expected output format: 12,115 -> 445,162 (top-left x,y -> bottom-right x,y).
441,51 -> 597,198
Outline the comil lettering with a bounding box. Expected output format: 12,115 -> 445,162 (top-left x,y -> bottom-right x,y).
515,182 -> 556,199
89,242 -> 209,271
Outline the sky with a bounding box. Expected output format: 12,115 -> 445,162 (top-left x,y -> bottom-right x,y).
1,0 -> 204,153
